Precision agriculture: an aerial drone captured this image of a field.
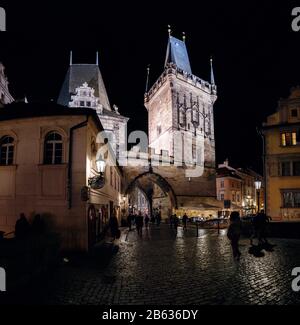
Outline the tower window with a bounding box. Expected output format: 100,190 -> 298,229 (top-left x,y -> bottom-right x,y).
157,125 -> 162,135
86,101 -> 91,107
80,101 -> 85,107
0,136 -> 14,165
44,132 -> 63,164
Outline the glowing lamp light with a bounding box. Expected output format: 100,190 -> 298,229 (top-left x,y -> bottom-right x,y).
254,180 -> 262,190
96,156 -> 106,174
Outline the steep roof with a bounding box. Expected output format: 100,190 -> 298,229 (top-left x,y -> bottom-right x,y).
57,64 -> 111,110
165,36 -> 192,74
216,167 -> 242,180
0,101 -> 103,131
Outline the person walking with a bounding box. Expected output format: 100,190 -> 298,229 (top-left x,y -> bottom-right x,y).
156,211 -> 161,227
144,214 -> 150,230
127,213 -> 133,231
15,213 -> 30,239
256,209 -> 271,244
173,214 -> 179,233
227,211 -> 242,261
182,213 -> 188,231
109,214 -> 120,240
135,211 -> 144,237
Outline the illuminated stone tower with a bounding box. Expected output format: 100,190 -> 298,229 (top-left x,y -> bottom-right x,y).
144,33 -> 217,169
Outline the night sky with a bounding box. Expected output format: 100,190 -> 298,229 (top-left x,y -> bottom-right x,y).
1,0 -> 300,173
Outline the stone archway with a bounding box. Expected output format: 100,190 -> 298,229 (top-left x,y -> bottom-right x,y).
125,171 -> 177,219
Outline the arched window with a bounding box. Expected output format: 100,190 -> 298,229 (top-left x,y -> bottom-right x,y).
44,132 -> 63,164
0,136 -> 14,165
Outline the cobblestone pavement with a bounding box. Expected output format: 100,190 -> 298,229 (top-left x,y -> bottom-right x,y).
13,225 -> 300,304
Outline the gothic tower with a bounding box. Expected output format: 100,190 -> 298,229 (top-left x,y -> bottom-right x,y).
144,34 -> 217,169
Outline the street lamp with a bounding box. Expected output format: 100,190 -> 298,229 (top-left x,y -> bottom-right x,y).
254,179 -> 262,213
88,155 -> 106,189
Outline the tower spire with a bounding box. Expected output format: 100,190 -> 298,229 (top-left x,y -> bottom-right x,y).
70,51 -> 73,66
210,56 -> 215,85
96,51 -> 99,65
182,32 -> 186,42
145,64 -> 151,93
168,24 -> 172,37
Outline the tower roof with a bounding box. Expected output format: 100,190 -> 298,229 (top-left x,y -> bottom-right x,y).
165,36 -> 192,74
57,63 -> 111,111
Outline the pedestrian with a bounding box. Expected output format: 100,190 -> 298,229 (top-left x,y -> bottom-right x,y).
15,213 -> 30,239
135,211 -> 144,237
227,211 -> 242,261
256,209 -> 271,244
31,214 -> 45,235
144,214 -> 150,229
173,214 -> 179,233
151,214 -> 155,224
182,213 -> 188,231
109,214 -> 120,240
169,214 -> 174,228
127,213 -> 133,231
156,211 -> 161,227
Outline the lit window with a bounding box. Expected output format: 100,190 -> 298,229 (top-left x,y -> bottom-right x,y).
281,133 -> 286,146
0,136 -> 14,165
44,132 -> 63,164
292,132 -> 297,145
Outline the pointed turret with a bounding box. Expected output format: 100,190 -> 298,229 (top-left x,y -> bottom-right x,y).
164,30 -> 192,74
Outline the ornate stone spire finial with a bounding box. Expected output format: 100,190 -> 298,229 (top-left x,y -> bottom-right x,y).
182,32 -> 186,42
70,51 -> 73,66
96,51 -> 99,65
168,25 -> 172,36
210,56 -> 215,85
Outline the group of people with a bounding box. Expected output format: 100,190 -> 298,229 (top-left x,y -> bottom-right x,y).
14,213 -> 45,239
169,213 -> 189,231
127,211 -> 163,236
227,209 -> 271,261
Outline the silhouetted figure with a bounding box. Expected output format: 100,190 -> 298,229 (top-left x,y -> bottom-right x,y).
31,214 -> 45,235
227,211 -> 242,261
182,213 -> 188,231
144,214 -> 150,229
151,214 -> 155,224
127,213 -> 133,231
256,210 -> 270,244
109,214 -> 119,240
169,214 -> 174,228
15,213 -> 30,239
173,214 -> 179,233
135,212 -> 144,237
156,211 -> 161,227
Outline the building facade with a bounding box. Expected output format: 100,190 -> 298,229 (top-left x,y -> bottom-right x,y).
0,63 -> 14,107
263,86 -> 300,221
0,102 -> 122,251
216,160 -> 264,216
